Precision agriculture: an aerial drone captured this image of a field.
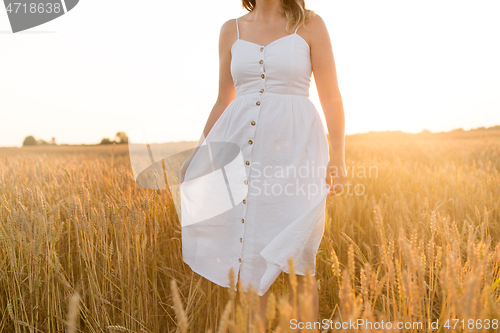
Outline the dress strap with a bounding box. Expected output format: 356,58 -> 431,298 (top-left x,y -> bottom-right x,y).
236,18 -> 240,39
294,24 -> 299,34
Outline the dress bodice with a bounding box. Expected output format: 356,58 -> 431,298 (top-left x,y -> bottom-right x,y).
230,18 -> 312,98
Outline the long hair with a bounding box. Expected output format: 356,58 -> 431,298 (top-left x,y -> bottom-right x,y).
241,0 -> 316,33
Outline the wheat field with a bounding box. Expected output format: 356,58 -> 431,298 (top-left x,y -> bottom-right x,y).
0,129 -> 499,332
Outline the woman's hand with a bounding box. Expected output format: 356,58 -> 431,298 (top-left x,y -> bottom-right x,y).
325,155 -> 348,196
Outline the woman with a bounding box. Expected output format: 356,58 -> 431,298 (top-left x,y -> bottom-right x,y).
180,0 -> 347,327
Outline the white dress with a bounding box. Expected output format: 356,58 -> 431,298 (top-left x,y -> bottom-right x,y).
181,17 -> 331,296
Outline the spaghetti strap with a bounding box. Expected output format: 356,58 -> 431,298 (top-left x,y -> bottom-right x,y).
294,25 -> 299,34
236,18 -> 240,39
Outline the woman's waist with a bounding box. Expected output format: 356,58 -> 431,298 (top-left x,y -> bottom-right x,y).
234,86 -> 309,99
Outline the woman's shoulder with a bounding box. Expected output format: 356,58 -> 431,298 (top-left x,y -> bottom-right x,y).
217,18 -> 237,46
299,12 -> 329,45
219,15 -> 246,37
302,12 -> 327,32
222,13 -> 254,32
218,16 -> 244,49
221,13 -> 250,28
220,18 -> 236,33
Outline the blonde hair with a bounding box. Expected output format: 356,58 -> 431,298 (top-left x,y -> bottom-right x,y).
241,0 -> 316,33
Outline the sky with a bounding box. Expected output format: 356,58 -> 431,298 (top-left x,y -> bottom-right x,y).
1,0 -> 499,147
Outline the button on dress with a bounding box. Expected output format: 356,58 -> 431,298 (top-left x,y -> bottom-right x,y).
181,17 -> 331,296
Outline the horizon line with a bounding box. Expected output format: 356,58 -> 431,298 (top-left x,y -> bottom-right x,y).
1,124 -> 499,149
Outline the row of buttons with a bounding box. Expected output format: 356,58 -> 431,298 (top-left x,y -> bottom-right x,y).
238,46 -> 267,266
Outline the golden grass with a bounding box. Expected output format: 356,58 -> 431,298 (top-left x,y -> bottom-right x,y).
0,130 -> 499,332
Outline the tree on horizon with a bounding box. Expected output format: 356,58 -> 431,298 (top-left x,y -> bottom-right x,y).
22,135 -> 37,146
100,138 -> 113,145
115,132 -> 128,144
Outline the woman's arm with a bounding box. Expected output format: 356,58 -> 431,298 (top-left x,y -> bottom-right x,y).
180,19 -> 237,183
201,19 -> 237,139
308,13 -> 348,194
